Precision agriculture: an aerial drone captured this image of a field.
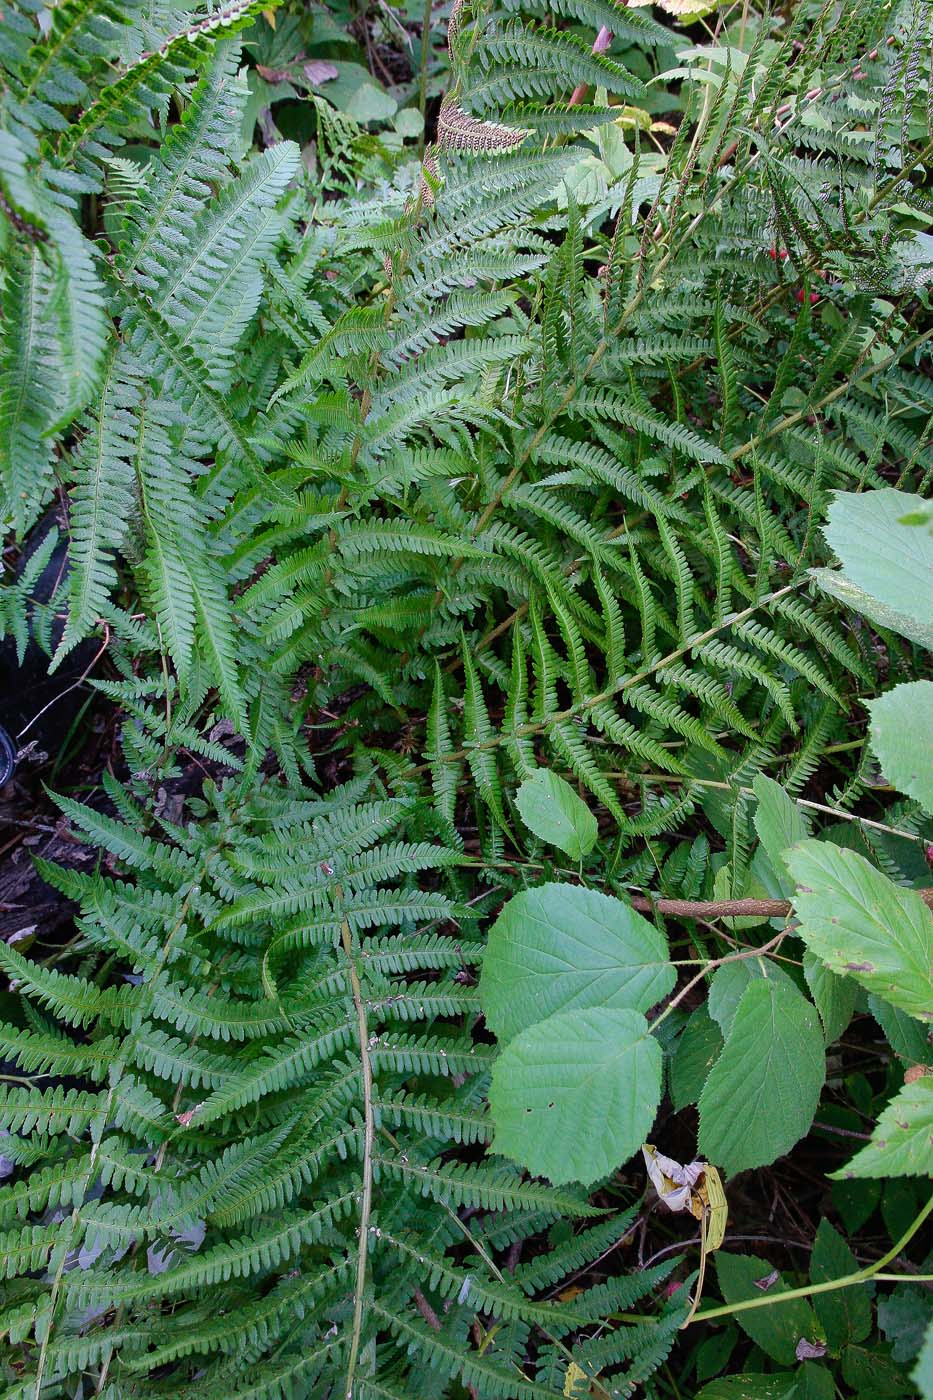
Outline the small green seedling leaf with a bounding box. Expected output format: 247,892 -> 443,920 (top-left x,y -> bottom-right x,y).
516,768 -> 598,858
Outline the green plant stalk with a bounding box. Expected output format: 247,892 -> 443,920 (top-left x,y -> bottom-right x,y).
688,1191 -> 933,1326
341,902 -> 376,1399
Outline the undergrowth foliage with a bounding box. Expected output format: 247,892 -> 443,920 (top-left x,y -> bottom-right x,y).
0,0 -> 931,1395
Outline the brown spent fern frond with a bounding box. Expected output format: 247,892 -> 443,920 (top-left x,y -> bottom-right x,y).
448,0 -> 467,55
436,96 -> 529,152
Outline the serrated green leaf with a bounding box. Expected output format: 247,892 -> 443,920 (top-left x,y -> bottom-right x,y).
488,1007 -> 662,1186
715,1252 -> 820,1365
868,995 -> 933,1067
670,1005 -> 723,1111
878,1286 -> 931,1363
515,769 -> 597,858
914,1316 -> 933,1400
479,884 -> 675,1044
810,1219 -> 872,1349
699,980 -> 825,1174
868,682 -> 933,814
822,488 -> 933,633
795,1361 -> 834,1400
832,1076 -> 933,1179
809,568 -> 933,649
787,840 -> 933,1024
707,957 -> 799,1038
844,1341 -> 919,1396
804,953 -> 857,1046
753,772 -> 810,884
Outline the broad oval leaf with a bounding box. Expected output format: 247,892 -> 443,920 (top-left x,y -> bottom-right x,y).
715,1251 -> 820,1366
516,769 -> 598,858
488,1007 -> 662,1186
787,840 -> 933,1023
831,1076 -> 933,1180
479,883 -> 675,1044
699,980 -> 825,1175
868,681 -> 933,815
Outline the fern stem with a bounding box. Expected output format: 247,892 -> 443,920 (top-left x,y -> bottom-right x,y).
412,579 -> 807,772
341,906 -> 376,1399
626,774 -> 930,846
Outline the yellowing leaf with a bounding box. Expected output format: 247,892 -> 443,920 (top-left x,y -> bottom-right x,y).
565,1362 -> 588,1397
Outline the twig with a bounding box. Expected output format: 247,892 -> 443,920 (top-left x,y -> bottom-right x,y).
650,930 -> 787,1031
628,889 -> 933,918
16,623 -> 110,743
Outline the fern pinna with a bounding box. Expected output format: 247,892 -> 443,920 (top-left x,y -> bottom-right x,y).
0,761 -> 684,1396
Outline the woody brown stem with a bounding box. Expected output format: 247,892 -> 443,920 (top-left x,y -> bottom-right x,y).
629,890 -> 933,919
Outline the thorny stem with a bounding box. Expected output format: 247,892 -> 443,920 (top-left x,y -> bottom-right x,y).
341,898 -> 376,1400
688,1192 -> 933,1326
